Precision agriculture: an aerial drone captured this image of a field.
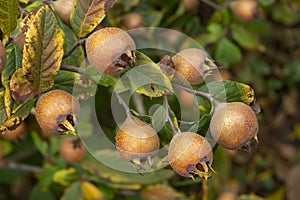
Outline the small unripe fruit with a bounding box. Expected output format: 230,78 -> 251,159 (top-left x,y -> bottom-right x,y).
168,132 -> 214,179
60,137 -> 86,163
230,0 -> 258,21
172,48 -> 217,85
123,13 -> 144,29
86,27 -> 136,76
115,117 -> 159,167
36,90 -> 80,135
52,0 -> 74,25
2,122 -> 26,141
210,102 -> 259,150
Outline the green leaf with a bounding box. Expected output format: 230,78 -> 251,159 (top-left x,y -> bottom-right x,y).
116,63 -> 173,97
60,23 -> 85,68
20,5 -> 65,100
83,65 -> 118,87
197,80 -> 255,105
215,38 -> 242,67
151,105 -> 166,132
257,0 -> 275,7
141,184 -> 189,200
0,0 -> 19,35
70,0 -> 116,38
1,44 -> 22,115
231,25 -> 259,49
82,151 -> 174,189
0,91 -> 8,125
61,181 -> 83,200
31,131 -> 48,157
30,185 -> 56,200
53,70 -> 97,101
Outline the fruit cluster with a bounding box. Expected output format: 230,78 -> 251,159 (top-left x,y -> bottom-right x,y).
1,5 -> 259,182
81,28 -> 260,179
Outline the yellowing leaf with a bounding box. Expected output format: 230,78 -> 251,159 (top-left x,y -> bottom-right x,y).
10,68 -> 38,104
70,0 -> 116,38
81,181 -> 105,200
0,0 -> 19,35
53,168 -> 78,186
18,5 -> 65,102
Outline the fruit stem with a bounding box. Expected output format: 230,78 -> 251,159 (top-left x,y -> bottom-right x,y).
173,84 -> 217,106
202,178 -> 208,200
63,39 -> 86,59
116,92 -> 131,117
163,95 -> 179,134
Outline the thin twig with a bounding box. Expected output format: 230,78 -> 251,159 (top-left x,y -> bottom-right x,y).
131,92 -> 146,115
200,0 -> 222,10
19,5 -> 28,17
63,39 -> 86,59
163,95 -> 178,134
1,161 -> 43,174
173,83 -> 216,105
60,64 -> 86,74
116,92 -> 131,117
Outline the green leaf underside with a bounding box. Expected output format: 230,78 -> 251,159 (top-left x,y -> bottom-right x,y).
71,0 -> 107,38
17,5 -> 64,103
151,105 -> 166,132
115,63 -> 173,97
0,0 -> 19,35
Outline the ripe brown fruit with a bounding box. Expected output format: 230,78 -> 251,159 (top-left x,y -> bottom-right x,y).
210,102 -> 259,150
36,90 -> 80,135
168,132 -> 214,179
230,0 -> 258,21
86,27 -> 136,76
183,0 -> 200,12
178,89 -> 195,107
123,13 -> 144,29
2,122 -> 26,141
172,48 -> 217,85
52,0 -> 74,25
115,117 -> 160,168
60,137 -> 86,163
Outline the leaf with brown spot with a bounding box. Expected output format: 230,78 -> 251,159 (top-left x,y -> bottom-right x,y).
21,5 -> 65,94
70,0 -> 116,38
10,68 -> 39,104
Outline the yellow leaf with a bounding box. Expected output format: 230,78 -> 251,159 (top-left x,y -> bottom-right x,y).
81,181 -> 105,200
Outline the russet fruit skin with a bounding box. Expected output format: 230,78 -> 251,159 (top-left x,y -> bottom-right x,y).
115,117 -> 160,161
86,27 -> 136,76
2,122 -> 26,141
172,48 -> 217,85
168,132 -> 213,178
230,0 -> 258,21
36,90 -> 80,135
123,13 -> 144,29
210,102 -> 259,150
60,137 -> 86,163
52,0 -> 74,25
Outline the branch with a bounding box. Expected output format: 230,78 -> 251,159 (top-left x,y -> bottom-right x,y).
200,0 -> 222,10
60,64 -> 86,74
163,95 -> 179,134
173,83 -> 217,106
63,39 -> 86,59
1,161 -> 43,174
